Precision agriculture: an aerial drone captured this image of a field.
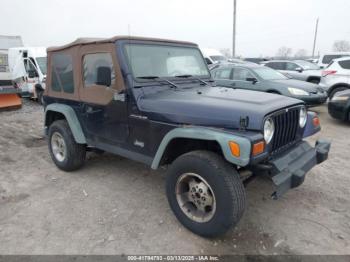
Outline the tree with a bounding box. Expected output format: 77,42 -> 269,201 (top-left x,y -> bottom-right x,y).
333,40 -> 350,52
294,49 -> 308,58
276,46 -> 292,58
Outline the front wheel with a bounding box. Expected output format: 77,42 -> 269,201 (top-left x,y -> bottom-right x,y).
166,150 -> 246,237
48,120 -> 86,171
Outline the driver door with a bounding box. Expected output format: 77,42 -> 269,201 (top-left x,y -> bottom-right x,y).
78,44 -> 128,145
24,58 -> 39,94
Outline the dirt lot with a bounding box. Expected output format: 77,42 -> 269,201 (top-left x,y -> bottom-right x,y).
0,100 -> 349,255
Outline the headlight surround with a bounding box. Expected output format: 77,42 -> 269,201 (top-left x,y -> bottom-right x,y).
288,87 -> 310,96
331,96 -> 349,102
264,117 -> 275,144
299,107 -> 307,128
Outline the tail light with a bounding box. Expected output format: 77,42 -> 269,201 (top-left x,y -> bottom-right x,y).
322,70 -> 337,77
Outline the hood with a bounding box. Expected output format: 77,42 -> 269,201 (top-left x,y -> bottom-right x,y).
271,79 -> 320,93
138,86 -> 303,131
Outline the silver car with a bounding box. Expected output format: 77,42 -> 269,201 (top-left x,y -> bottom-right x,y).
319,57 -> 350,98
264,60 -> 322,84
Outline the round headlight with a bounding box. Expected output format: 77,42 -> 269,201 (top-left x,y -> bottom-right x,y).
299,107 -> 307,128
264,117 -> 275,144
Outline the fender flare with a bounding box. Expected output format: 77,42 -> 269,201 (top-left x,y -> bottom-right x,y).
151,127 -> 252,169
45,103 -> 86,144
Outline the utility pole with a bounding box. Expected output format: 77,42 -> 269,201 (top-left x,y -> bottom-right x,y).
232,0 -> 237,58
312,18 -> 319,57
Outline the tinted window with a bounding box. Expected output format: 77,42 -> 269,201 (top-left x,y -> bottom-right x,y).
205,58 -> 212,65
232,68 -> 254,81
266,62 -> 285,70
214,68 -> 232,79
51,53 -> 74,93
339,60 -> 350,69
83,53 -> 115,87
322,55 -> 342,64
286,62 -> 299,71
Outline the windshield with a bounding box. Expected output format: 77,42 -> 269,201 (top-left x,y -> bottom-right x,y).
210,55 -> 227,62
124,44 -> 210,79
295,60 -> 320,70
253,67 -> 288,80
36,57 -> 47,75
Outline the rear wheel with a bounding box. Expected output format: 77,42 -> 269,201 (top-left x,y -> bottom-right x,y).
329,86 -> 348,99
166,150 -> 246,237
48,120 -> 86,171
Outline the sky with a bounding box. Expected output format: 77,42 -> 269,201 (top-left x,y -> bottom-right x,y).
2,0 -> 350,57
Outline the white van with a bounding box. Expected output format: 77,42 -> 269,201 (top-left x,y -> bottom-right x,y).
318,52 -> 350,69
8,47 -> 47,103
200,48 -> 228,65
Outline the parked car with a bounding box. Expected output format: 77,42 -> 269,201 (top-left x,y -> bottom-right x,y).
319,57 -> 350,99
211,64 -> 327,107
244,58 -> 269,64
44,35 -> 330,237
318,52 -> 350,69
328,89 -> 350,121
306,58 -> 318,64
201,48 -> 228,65
264,60 -> 322,84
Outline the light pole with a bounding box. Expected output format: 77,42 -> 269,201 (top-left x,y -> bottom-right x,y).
312,18 -> 319,57
232,0 -> 237,58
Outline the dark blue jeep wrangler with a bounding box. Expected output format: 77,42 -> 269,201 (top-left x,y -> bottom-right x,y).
43,36 -> 330,237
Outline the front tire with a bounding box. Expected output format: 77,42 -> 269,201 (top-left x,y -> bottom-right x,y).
329,86 -> 348,99
48,120 -> 86,171
166,150 -> 246,237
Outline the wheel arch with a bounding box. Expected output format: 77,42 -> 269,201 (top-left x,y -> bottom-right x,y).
45,103 -> 86,144
151,127 -> 251,169
306,76 -> 321,83
328,83 -> 350,96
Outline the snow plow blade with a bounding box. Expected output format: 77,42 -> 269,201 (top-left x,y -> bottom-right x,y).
0,94 -> 22,110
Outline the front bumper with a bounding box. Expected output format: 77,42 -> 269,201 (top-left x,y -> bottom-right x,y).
298,93 -> 328,107
267,139 -> 330,199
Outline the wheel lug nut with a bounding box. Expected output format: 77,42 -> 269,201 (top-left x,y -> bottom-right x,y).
201,197 -> 206,201
199,189 -> 203,193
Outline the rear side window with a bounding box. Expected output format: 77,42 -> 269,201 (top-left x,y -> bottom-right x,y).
214,68 -> 232,79
339,60 -> 350,69
83,53 -> 115,87
266,62 -> 285,70
322,55 -> 342,64
51,53 -> 74,93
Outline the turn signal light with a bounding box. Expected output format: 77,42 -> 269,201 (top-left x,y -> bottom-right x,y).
229,141 -> 240,157
313,116 -> 320,127
252,141 -> 265,156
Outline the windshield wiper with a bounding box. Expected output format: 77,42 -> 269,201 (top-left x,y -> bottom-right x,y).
175,74 -> 211,86
136,76 -> 178,89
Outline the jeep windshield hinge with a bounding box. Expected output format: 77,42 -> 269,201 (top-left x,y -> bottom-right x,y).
239,116 -> 249,131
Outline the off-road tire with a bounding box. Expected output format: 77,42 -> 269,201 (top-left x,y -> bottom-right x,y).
166,150 -> 246,237
48,120 -> 86,171
329,86 -> 348,99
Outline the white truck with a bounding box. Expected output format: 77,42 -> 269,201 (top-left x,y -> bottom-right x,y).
200,48 -> 228,65
8,47 -> 47,103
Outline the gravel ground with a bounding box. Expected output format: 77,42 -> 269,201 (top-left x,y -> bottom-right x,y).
0,99 -> 349,255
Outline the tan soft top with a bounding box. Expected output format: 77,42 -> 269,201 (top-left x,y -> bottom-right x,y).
47,35 -> 197,52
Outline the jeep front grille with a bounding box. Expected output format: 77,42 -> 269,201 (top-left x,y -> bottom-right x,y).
271,107 -> 300,153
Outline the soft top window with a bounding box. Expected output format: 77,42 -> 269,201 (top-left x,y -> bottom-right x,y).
50,53 -> 74,93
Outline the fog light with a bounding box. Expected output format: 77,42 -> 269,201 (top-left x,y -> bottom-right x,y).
229,141 -> 240,157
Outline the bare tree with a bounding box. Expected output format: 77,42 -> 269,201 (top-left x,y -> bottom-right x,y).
333,40 -> 350,52
294,49 -> 308,58
276,46 -> 292,58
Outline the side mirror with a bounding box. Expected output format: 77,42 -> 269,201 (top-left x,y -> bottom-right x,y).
96,66 -> 111,87
28,70 -> 37,78
295,67 -> 303,73
246,77 -> 258,84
